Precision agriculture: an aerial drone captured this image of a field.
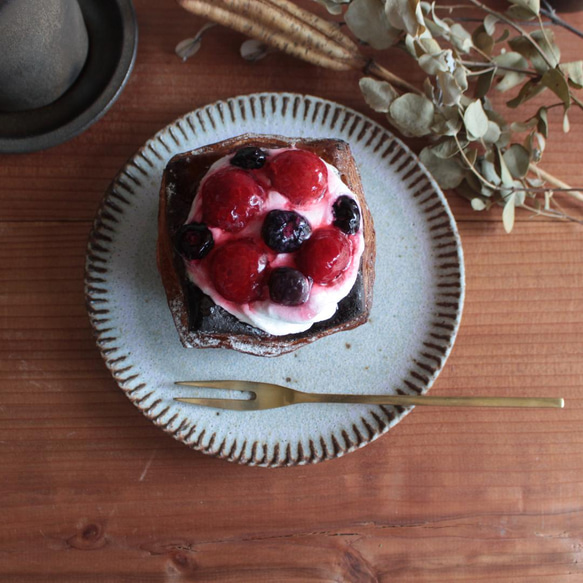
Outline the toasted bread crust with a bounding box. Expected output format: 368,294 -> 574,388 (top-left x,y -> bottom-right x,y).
157,134 -> 375,356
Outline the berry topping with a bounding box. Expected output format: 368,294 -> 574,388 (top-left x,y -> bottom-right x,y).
269,268 -> 311,306
268,149 -> 327,205
298,229 -> 351,285
175,222 -> 214,260
230,146 -> 267,170
261,210 -> 312,253
332,195 -> 361,235
201,168 -> 265,232
210,239 -> 267,303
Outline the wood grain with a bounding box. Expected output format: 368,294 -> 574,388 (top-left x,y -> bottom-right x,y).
1,1 -> 583,581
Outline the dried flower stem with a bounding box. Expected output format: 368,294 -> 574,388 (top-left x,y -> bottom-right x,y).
220,0 -> 361,64
529,162 -> 583,202
364,60 -> 423,95
461,60 -> 539,77
540,3 -> 583,40
266,0 -> 360,52
176,0 -> 583,217
177,0 -> 422,93
177,0 -> 357,70
465,0 -> 556,70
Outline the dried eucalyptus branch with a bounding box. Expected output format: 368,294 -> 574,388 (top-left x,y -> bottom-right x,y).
540,0 -> 583,40
175,0 -> 583,231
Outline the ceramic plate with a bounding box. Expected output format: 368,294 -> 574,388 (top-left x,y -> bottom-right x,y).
85,93 -> 464,467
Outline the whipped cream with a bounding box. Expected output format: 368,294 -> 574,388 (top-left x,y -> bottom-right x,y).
183,147 -> 365,336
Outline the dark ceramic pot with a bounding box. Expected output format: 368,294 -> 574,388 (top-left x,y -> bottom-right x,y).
0,0 -> 89,112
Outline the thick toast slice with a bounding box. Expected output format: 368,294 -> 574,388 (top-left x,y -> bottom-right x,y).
157,134 -> 375,356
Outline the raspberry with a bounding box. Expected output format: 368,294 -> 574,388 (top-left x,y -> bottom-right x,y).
261,210 -> 311,253
175,222 -> 214,260
332,195 -> 361,235
201,168 -> 265,232
210,239 -> 267,303
269,268 -> 311,306
297,229 -> 351,285
268,149 -> 327,206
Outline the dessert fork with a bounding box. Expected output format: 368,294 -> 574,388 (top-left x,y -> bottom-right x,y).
174,381 -> 564,411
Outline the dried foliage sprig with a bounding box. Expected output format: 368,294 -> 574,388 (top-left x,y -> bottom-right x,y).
176,0 -> 583,231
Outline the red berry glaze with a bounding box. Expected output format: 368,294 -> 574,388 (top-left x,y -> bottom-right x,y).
268,149 -> 327,206
210,239 -> 267,303
298,229 -> 351,285
201,168 -> 265,232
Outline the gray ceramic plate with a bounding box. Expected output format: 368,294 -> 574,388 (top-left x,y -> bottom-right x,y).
0,0 -> 137,154
85,93 -> 465,467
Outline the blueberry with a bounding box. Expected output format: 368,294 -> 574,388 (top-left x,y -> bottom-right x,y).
175,222 -> 214,260
262,210 -> 312,253
230,146 -> 267,170
332,195 -> 361,235
269,268 -> 311,306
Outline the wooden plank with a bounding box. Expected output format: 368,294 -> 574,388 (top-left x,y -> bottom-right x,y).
1,0 -> 583,580
0,0 -> 581,225
0,221 -> 581,580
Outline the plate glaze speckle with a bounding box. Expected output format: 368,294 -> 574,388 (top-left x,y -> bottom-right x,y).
85,93 -> 465,467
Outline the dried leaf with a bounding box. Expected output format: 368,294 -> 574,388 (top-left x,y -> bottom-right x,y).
472,25 -> 494,56
541,68 -> 570,107
506,80 -> 546,108
431,106 -> 462,136
502,193 -> 516,233
493,51 -> 529,72
423,77 -> 435,100
493,51 -> 529,92
526,131 -> 546,162
240,39 -> 270,62
359,77 -> 399,112
509,30 -> 559,72
464,100 -> 489,140
496,71 -> 525,93
560,61 -> 583,89
418,50 -> 454,75
483,120 -> 501,144
537,107 -> 548,138
175,23 -> 216,62
471,198 -> 487,210
503,144 -> 530,178
417,37 -> 442,56
506,5 -> 537,20
563,109 -> 570,133
385,0 -> 426,37
497,147 -> 515,187
419,147 -> 465,189
389,93 -> 434,137
484,14 -> 498,36
510,118 -> 536,134
429,2 -> 451,36
346,0 -> 400,49
437,67 -> 467,107
463,147 -> 477,168
311,0 -> 350,14
475,69 -> 495,99
496,29 -> 511,44
449,23 -> 473,54
508,0 -> 540,16
481,158 -> 501,186
430,137 -> 462,159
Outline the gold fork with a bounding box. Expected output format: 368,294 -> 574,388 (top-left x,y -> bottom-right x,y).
174,381 -> 565,411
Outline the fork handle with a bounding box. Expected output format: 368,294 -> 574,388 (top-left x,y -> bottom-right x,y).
298,394 -> 564,408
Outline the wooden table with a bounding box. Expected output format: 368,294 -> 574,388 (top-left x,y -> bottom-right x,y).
2,1 -> 582,580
